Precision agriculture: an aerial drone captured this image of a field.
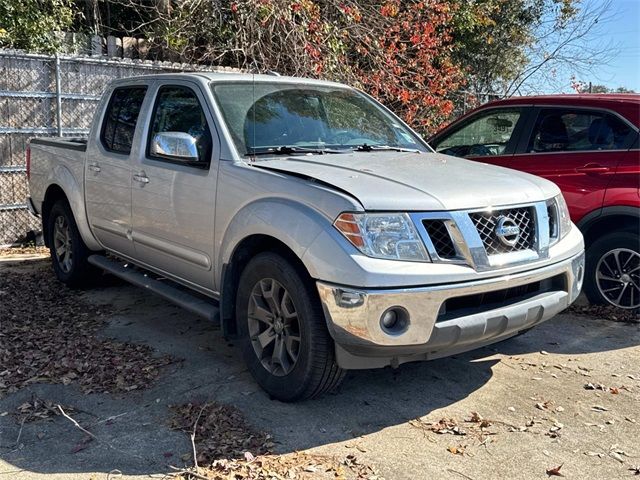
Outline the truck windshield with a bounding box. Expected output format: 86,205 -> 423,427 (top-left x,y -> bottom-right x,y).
211,82 -> 428,156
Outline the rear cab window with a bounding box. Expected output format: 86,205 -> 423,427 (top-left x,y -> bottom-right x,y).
527,108 -> 636,153
433,108 -> 523,158
101,87 -> 147,154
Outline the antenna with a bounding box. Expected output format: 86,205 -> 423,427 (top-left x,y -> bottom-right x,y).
252,59 -> 257,162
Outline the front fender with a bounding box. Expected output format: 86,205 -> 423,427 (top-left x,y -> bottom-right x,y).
217,197 -> 334,286
45,165 -> 101,251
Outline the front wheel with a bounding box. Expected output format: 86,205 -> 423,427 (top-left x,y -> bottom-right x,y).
584,230 -> 640,310
236,252 -> 345,402
47,199 -> 97,287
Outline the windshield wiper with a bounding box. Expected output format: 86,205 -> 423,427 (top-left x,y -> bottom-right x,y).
353,144 -> 421,153
245,145 -> 343,156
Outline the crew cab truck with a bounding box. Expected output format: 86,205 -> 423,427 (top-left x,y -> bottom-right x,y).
28,73 -> 585,401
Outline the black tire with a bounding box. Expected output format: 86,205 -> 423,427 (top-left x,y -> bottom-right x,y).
583,230 -> 640,310
47,199 -> 97,287
236,252 -> 345,402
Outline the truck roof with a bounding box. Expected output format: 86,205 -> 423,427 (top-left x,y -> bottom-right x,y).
110,71 -> 351,89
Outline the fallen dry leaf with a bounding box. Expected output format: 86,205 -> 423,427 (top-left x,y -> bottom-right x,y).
546,464 -> 564,477
447,445 -> 465,456
0,262 -> 173,397
536,401 -> 551,411
567,304 -> 640,323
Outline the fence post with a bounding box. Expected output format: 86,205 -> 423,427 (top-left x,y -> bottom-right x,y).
54,54 -> 63,136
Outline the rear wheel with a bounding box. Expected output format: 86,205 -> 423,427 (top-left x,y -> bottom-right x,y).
47,199 -> 97,287
236,252 -> 344,402
584,231 -> 640,310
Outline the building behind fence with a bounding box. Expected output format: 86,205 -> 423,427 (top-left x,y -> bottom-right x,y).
0,50 -> 233,246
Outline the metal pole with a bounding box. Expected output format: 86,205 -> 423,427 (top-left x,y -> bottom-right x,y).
54,54 -> 63,136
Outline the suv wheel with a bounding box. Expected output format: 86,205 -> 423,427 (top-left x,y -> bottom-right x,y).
236,252 -> 345,402
47,199 -> 96,287
584,230 -> 640,310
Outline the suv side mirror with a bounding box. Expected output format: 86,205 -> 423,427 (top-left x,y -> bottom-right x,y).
150,132 -> 207,167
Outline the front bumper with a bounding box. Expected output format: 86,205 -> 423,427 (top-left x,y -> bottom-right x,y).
317,251 -> 585,369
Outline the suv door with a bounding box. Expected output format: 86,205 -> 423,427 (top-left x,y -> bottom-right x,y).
430,107 -> 528,161
131,82 -> 219,294
503,107 -> 637,222
85,84 -> 148,257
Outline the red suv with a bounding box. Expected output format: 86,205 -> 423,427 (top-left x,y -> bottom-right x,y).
429,94 -> 640,310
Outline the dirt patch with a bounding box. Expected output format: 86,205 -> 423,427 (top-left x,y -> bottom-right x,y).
0,260 -> 173,397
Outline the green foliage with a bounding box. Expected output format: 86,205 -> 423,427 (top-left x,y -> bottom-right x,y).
0,0 -> 76,53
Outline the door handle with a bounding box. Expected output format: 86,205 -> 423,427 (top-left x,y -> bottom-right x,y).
88,163 -> 101,172
576,164 -> 610,174
133,173 -> 150,184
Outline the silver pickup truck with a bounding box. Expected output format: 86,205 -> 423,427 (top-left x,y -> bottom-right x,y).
28,73 -> 585,401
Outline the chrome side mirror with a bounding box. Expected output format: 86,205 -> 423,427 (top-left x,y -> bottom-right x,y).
150,132 -> 200,163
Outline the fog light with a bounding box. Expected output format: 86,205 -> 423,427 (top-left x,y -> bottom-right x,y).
380,307 -> 409,335
381,310 -> 398,329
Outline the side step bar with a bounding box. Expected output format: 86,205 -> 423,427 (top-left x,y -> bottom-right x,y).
88,255 -> 219,322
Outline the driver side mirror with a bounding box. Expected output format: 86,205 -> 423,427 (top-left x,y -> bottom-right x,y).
150,132 -> 208,168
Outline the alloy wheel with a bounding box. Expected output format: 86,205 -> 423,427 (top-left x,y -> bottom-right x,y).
596,248 -> 640,309
53,215 -> 73,273
247,278 -> 302,376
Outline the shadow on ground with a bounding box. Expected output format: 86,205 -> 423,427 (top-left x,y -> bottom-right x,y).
1,258 -> 638,478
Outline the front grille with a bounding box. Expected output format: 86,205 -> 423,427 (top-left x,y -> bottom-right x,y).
469,207 -> 535,255
423,219 -> 457,258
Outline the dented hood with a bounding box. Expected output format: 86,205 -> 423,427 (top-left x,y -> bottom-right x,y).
253,151 -> 559,211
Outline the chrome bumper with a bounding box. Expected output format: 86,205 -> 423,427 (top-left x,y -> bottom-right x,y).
317,251 -> 585,369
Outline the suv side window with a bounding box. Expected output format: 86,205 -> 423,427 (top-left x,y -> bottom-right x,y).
148,85 -> 212,164
101,87 -> 147,154
434,109 -> 522,157
527,108 -> 634,153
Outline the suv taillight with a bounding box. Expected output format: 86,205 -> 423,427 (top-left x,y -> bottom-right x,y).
26,144 -> 31,181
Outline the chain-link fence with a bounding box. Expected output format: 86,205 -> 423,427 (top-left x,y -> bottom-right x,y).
449,90 -> 503,119
0,50 -> 233,247
0,49 -> 503,247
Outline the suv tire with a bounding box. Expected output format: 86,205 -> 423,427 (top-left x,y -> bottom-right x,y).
584,230 -> 639,310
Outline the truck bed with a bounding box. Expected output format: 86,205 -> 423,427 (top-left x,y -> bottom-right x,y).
28,137 -> 87,216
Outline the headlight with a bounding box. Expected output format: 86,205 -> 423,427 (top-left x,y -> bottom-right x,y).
548,194 -> 572,244
334,212 -> 430,261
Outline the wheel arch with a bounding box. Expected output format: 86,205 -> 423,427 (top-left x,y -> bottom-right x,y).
41,178 -> 101,251
42,184 -> 71,248
220,234 -> 314,338
577,206 -> 640,248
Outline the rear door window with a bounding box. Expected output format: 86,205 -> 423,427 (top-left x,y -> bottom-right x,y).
434,109 -> 522,157
527,109 -> 635,153
101,87 -> 147,154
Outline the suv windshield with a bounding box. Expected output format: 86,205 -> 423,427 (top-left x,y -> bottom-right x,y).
211,82 -> 428,156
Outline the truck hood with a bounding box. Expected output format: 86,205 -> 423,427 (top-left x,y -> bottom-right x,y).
253,151 -> 559,211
